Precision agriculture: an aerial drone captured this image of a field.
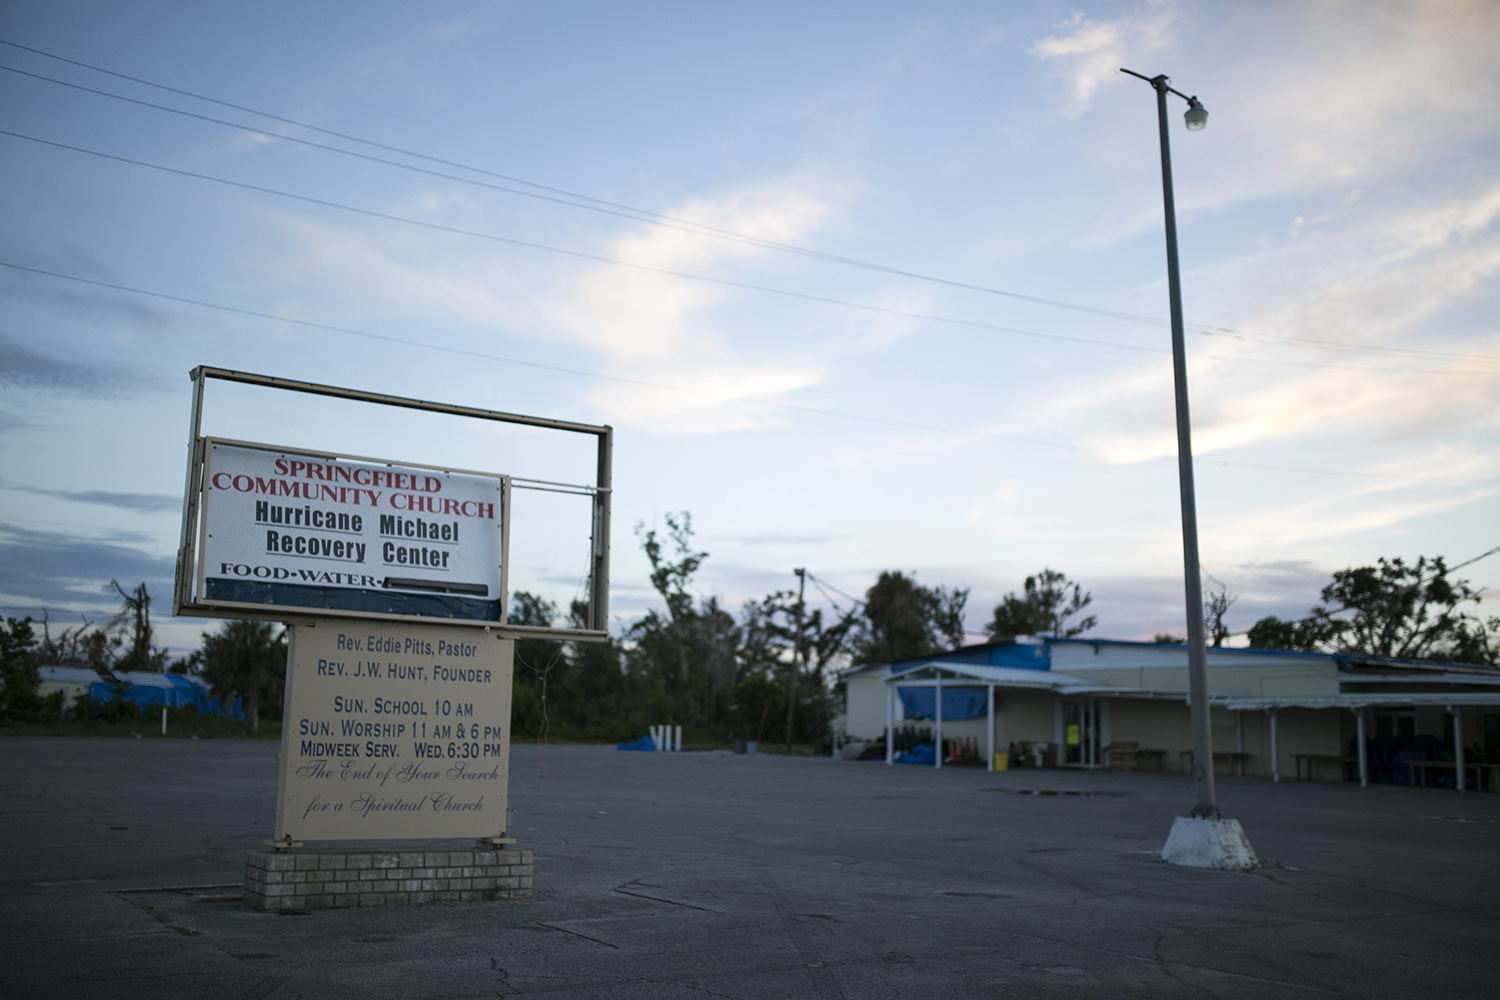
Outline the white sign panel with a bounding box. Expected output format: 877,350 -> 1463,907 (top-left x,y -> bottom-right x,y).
277,620 -> 514,841
200,441 -> 505,622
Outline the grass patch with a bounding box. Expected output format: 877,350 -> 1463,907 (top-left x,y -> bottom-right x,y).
0,706 -> 280,740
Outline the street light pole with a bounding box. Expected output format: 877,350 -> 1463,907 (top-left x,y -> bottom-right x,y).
1122,68 -> 1217,819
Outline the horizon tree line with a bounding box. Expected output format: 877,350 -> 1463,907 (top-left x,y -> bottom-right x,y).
2,524 -> 1494,737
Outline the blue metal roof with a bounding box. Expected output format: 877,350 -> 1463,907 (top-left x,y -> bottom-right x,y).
889,640 -> 1050,673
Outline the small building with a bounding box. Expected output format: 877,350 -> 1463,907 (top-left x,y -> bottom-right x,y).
838,637 -> 1500,783
37,666 -> 103,710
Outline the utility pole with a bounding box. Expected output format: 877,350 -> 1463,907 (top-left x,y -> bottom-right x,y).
785,568 -> 806,751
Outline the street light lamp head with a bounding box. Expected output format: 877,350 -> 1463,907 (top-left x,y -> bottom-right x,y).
1184,97 -> 1208,131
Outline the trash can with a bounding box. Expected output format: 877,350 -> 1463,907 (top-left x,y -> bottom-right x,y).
993,752 -> 1009,771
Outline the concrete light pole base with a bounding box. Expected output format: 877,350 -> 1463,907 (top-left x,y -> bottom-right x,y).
1161,816 -> 1259,871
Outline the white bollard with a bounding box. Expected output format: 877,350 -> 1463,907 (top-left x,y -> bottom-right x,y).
162,706 -> 167,736
674,725 -> 682,751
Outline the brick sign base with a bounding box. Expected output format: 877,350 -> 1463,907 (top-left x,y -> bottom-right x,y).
244,846 -> 533,912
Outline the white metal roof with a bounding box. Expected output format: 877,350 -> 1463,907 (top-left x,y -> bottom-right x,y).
1338,672 -> 1500,687
1222,692 -> 1500,711
882,660 -> 1500,711
37,666 -> 105,684
881,662 -> 1105,694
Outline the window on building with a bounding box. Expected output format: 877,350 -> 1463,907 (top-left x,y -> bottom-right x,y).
1375,708 -> 1415,739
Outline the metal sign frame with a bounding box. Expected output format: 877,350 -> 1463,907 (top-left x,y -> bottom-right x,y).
173,366 -> 611,641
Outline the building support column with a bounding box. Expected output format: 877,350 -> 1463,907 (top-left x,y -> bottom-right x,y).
1236,710 -> 1244,777
885,683 -> 894,766
1452,706 -> 1465,794
986,683 -> 995,772
934,673 -> 943,770
1356,708 -> 1368,788
1270,708 -> 1280,783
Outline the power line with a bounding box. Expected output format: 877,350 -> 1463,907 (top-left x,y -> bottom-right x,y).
1223,543 -> 1500,637
0,127 -> 1159,358
0,259 -> 1087,452
806,572 -> 866,611
0,63 -> 794,251
1446,544 -> 1500,577
1195,459 -> 1500,486
4,128 -> 1495,379
5,37 -> 1498,368
7,258 -> 1500,487
0,41 -> 1187,327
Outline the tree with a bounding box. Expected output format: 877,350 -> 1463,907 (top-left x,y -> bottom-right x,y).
507,590 -> 566,743
32,613 -> 117,670
199,620 -> 286,731
507,591 -> 643,743
635,513 -> 707,684
694,595 -> 741,723
1203,575 -> 1236,647
1244,615 -> 1342,653
0,616 -> 63,722
985,569 -> 1096,642
108,580 -> 166,672
852,571 -> 968,663
1246,555 -> 1498,664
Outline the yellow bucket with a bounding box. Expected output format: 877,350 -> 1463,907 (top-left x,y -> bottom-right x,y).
993,752 -> 1009,772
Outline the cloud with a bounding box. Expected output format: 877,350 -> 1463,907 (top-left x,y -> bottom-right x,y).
546,173 -> 844,360
0,523 -> 173,609
13,487 -> 181,513
0,332 -> 136,395
270,170 -> 858,433
1177,0 -> 1500,212
1029,2 -> 1176,116
584,363 -> 822,435
996,174 -> 1500,466
1210,482 -> 1497,556
716,532 -> 841,548
1045,1 -> 1500,252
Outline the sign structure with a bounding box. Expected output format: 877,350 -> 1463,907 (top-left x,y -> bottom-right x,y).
173,367 -> 613,850
198,440 -> 507,623
277,619 -> 514,842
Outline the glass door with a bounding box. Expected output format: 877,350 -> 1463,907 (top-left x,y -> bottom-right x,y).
1062,699 -> 1101,768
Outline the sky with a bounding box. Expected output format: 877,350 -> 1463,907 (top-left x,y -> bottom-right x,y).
2,0 -> 1498,657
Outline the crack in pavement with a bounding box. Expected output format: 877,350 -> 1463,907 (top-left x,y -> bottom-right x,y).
768,892 -> 846,1000
536,922 -> 622,949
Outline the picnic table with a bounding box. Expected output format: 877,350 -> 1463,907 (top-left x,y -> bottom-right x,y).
1179,750 -> 1252,777
1134,748 -> 1167,772
1294,754 -> 1357,782
1406,760 -> 1500,792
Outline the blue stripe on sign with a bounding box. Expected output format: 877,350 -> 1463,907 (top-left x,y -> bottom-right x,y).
205,578 -> 500,621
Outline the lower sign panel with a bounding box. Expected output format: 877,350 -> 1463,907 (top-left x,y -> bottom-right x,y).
276,619 -> 514,841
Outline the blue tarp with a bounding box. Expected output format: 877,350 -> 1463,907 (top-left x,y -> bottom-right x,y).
89,675 -> 243,719
616,735 -> 657,752
895,743 -> 936,765
1365,735 -> 1446,785
897,687 -> 989,721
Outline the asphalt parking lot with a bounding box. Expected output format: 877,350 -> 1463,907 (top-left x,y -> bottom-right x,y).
2,737 -> 1497,999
